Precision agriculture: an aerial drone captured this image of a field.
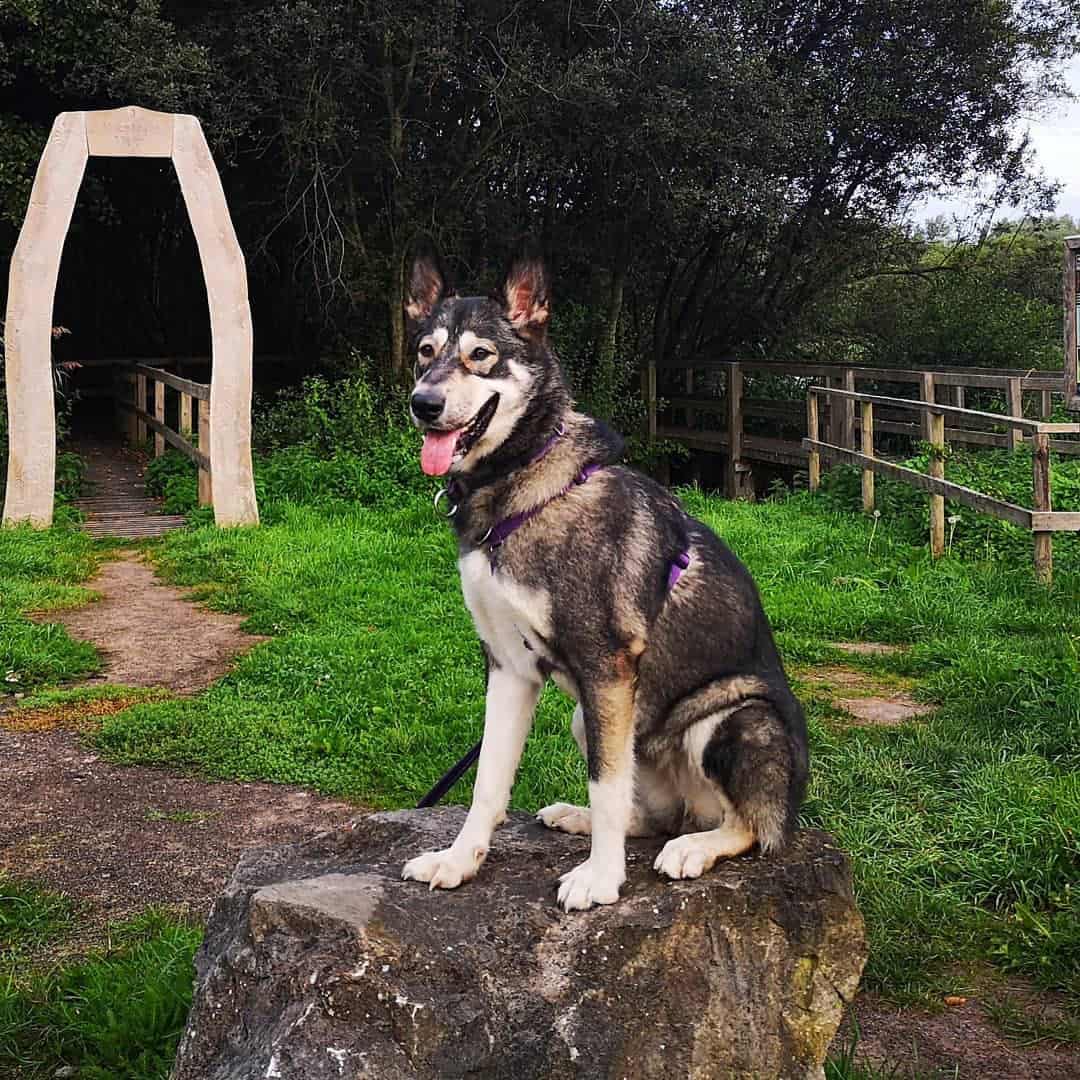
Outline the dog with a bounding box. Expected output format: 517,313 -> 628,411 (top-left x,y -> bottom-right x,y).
401,252 -> 808,911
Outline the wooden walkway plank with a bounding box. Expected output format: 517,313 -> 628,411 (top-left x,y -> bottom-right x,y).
70,439 -> 188,540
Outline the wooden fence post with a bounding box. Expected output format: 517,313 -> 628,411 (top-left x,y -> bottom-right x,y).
685,368 -> 696,430
180,391 -> 193,438
1007,377 -> 1023,451
1032,432 -> 1052,585
807,391 -> 820,492
828,375 -> 844,449
1040,389 -> 1053,419
198,402 -> 212,506
153,377 -> 166,457
842,368 -> 856,449
726,362 -> 743,499
954,385 -> 965,410
126,371 -> 139,445
928,411 -> 945,557
861,400 -> 875,513
920,371 -> 935,441
136,372 -> 148,445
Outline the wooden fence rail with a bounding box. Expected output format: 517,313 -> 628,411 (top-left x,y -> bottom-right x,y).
114,363 -> 212,506
803,386 -> 1080,584
648,361 -> 1080,481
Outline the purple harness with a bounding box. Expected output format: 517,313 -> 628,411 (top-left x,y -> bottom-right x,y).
441,425 -> 692,587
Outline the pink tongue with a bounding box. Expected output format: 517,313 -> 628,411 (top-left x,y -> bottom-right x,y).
421,429 -> 462,476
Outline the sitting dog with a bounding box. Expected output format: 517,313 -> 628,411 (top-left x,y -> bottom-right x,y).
401,252 -> 808,911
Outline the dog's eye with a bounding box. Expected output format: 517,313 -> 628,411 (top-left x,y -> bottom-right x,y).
419,343 -> 435,359
471,347 -> 492,363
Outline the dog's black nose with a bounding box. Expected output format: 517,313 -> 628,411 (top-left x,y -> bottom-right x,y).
411,388 -> 445,423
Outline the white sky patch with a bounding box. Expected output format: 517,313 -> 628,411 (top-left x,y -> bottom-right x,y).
915,56 -> 1080,223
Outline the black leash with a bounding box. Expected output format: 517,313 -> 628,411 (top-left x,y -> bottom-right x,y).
416,739 -> 482,808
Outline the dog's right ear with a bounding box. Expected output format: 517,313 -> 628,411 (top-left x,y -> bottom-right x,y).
405,250 -> 448,322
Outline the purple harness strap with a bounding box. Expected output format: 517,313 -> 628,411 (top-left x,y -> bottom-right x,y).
485,463 -> 603,553
668,549 -> 691,589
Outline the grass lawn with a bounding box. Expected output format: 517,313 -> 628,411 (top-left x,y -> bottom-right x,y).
81,488 -> 1080,1006
0,875 -> 199,1080
1,484 -> 1078,1074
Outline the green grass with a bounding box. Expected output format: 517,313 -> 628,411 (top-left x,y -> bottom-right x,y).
0,888 -> 200,1080
0,521 -> 103,692
0,875 -> 78,958
79,485 -> 1080,1007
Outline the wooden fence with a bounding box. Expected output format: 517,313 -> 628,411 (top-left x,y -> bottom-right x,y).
803,386 -> 1080,584
114,364 -> 212,506
647,360 -> 1076,497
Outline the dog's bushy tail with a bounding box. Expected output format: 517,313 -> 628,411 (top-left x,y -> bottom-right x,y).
702,697 -> 808,852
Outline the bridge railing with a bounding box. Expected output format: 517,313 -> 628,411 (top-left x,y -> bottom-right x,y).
803,385 -> 1080,584
114,363 -> 212,506
646,359 -> 1077,497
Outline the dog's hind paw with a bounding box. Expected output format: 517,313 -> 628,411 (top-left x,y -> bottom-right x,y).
401,845 -> 485,891
537,802 -> 591,835
557,858 -> 624,911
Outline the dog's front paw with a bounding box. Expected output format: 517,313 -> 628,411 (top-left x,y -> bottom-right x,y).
401,845 -> 485,891
557,858 -> 624,911
537,802 -> 591,835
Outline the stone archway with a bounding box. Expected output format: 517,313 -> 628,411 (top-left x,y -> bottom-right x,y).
2,106 -> 259,527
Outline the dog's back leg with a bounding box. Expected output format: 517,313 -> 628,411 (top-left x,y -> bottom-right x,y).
654,698 -> 806,880
537,704 -> 677,838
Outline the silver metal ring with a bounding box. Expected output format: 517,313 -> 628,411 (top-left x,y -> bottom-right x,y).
448,504 -> 459,518
433,488 -> 447,510
479,527 -> 492,543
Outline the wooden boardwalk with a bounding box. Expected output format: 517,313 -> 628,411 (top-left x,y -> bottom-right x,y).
72,439 -> 187,539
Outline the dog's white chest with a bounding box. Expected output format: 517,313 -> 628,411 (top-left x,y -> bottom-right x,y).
458,550 -> 552,677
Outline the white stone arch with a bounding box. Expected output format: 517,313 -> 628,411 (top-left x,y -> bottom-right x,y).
2,106 -> 259,527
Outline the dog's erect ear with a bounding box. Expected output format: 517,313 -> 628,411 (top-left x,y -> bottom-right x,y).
502,255 -> 550,333
405,251 -> 447,322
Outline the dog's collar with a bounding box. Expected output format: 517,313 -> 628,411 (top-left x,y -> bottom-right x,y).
434,422 -> 565,518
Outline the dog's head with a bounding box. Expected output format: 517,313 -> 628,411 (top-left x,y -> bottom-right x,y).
406,252 -> 566,477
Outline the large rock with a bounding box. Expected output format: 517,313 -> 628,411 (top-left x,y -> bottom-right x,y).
172,808 -> 865,1080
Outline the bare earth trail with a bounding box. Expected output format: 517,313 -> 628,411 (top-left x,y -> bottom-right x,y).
1,558 -> 1076,1077
1,551 -> 356,950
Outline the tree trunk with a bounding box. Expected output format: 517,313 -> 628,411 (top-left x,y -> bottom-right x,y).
389,248 -> 406,383
596,262 -> 626,394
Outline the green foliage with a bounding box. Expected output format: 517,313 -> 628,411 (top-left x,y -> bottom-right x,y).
253,374 -> 407,458
144,451 -> 200,514
808,218 -> 1076,370
0,904 -> 201,1080
816,446 -> 1080,562
73,487 -> 1080,1007
0,522 -> 101,692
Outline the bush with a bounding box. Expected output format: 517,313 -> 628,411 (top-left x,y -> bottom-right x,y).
253,373 -> 409,458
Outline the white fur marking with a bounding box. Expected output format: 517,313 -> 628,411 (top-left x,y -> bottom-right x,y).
402,667 -> 541,890
653,818 -> 754,880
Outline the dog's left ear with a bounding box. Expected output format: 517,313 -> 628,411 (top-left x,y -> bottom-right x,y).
502,255 -> 550,334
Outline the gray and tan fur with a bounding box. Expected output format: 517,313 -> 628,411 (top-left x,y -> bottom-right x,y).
401,252 -> 808,911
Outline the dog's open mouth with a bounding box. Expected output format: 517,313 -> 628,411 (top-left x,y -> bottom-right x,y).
420,393 -> 500,476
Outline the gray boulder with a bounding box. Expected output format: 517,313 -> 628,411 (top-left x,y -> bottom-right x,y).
172,807 -> 865,1080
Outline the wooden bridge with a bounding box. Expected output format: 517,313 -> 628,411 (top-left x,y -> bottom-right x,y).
645,359 -> 1076,497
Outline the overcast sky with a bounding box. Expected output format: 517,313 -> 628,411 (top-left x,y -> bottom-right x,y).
918,56 -> 1080,223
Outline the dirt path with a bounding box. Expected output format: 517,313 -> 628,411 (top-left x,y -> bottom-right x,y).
0,726 -> 356,950
32,551 -> 266,693
3,551 -> 356,954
